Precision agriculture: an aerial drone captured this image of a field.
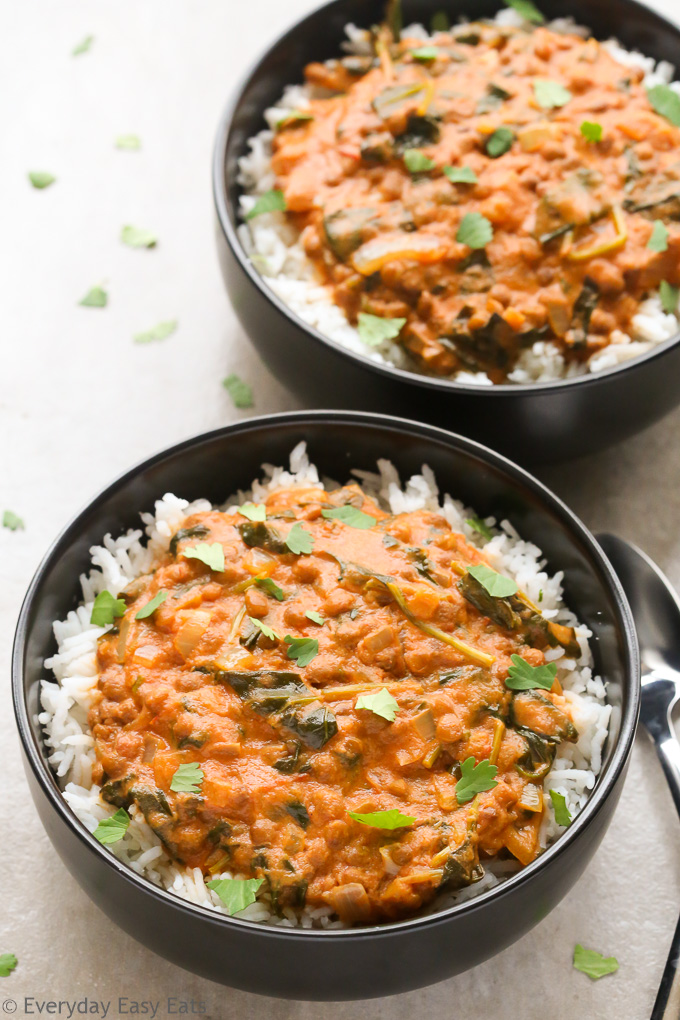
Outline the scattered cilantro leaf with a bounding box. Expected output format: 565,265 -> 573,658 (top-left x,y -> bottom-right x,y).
647,84 -> 680,127
349,808 -> 415,829
285,522 -> 314,555
506,654 -> 557,691
133,320 -> 177,344
321,505 -> 377,529
246,189 -> 286,220
170,762 -> 204,793
115,134 -> 141,150
90,590 -> 126,627
250,617 -> 281,641
0,953 -> 17,977
305,609 -> 325,625
466,516 -> 493,540
504,0 -> 544,23
456,212 -> 493,249
355,687 -> 400,722
285,636 -> 318,667
238,503 -> 266,522
485,127 -> 514,157
430,10 -> 449,31
28,171 -> 56,189
411,46 -> 439,62
549,789 -> 572,826
208,877 -> 264,915
277,110 -> 313,129
455,756 -> 498,804
357,312 -> 406,347
72,35 -> 94,55
79,285 -> 107,308
573,945 -> 619,980
444,165 -> 478,185
468,563 -> 518,597
2,510 -> 24,531
121,225 -> 157,248
222,374 -> 254,409
648,220 -> 669,253
403,148 -> 436,173
257,577 -> 285,601
135,590 -> 168,619
533,80 -> 572,109
182,541 -> 225,572
660,279 -> 679,314
580,120 -> 603,142
93,807 -> 130,845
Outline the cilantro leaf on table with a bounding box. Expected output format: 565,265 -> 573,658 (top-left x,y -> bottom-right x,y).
573,944 -> 619,980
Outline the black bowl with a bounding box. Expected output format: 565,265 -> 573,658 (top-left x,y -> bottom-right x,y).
13,411 -> 639,1000
213,0 -> 680,464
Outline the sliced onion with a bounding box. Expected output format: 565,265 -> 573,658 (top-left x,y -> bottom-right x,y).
352,233 -> 449,276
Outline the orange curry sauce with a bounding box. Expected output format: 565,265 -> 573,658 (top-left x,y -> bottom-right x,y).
269,20 -> 680,380
90,484 -> 581,924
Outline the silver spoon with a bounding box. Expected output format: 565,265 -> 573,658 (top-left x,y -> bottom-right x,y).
597,534 -> 680,1020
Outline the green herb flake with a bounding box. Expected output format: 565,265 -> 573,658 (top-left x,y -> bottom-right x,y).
28,171 -> 56,190
208,877 -> 264,915
257,577 -> 286,601
0,953 -> 17,977
249,617 -> 281,642
321,505 -> 377,529
276,110 -> 314,129
357,312 -> 406,347
2,510 -> 24,531
456,212 -> 493,249
573,944 -> 619,980
222,374 -> 254,409
430,10 -> 449,31
580,121 -> 603,142
349,808 -> 416,829
90,590 -> 126,627
305,610 -> 325,625
93,807 -> 130,845
170,762 -> 204,793
72,35 -> 94,55
238,503 -> 267,522
468,563 -> 518,597
246,189 -> 287,220
135,590 -> 168,620
454,756 -> 498,804
133,320 -> 177,344
660,279 -> 679,314
533,80 -> 572,109
647,84 -> 680,127
79,285 -> 108,308
355,687 -> 400,722
444,165 -> 478,185
647,219 -> 669,253
403,148 -> 436,174
485,126 -> 514,158
182,542 -> 225,572
285,522 -> 314,555
115,134 -> 141,150
411,46 -> 440,62
285,636 -> 319,667
549,789 -> 572,826
506,654 -> 557,691
120,225 -> 157,249
504,0 -> 544,24
466,516 -> 493,540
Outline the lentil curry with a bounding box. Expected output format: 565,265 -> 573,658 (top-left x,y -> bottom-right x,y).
90,482 -> 581,924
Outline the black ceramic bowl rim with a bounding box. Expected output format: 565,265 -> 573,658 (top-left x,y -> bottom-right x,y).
212,0 -> 680,398
13,411 -> 639,941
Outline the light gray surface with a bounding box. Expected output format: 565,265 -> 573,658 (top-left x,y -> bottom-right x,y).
2,1 -> 679,1016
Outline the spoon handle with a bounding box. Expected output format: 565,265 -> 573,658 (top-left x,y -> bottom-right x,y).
653,730 -> 680,818
651,911 -> 680,1020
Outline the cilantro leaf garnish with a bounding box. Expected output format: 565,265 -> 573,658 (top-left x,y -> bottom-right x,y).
485,127 -> 514,158
93,807 -> 130,845
466,516 -> 493,540
170,762 -> 204,793
504,0 -> 544,24
182,542 -> 225,572
549,789 -> 572,826
246,189 -> 286,220
135,590 -> 168,619
90,590 -> 126,627
257,577 -> 285,601
133,320 -> 177,344
0,953 -> 17,977
115,134 -> 141,150
121,225 -> 157,248
28,171 -> 56,189
468,563 -> 518,597
456,212 -> 493,249
580,121 -> 603,142
238,503 -> 267,522
321,505 -> 377,529
573,944 -> 619,980
2,510 -> 24,531
533,80 -> 572,109
357,312 -> 406,347
72,35 -> 94,55
403,148 -> 436,173
250,617 -> 281,641
285,522 -> 314,555
455,756 -> 498,804
305,609 -> 325,625
505,654 -> 557,690
222,374 -> 254,409
285,636 -> 319,667
208,877 -> 264,915
647,220 -> 669,253
411,46 -> 439,62
355,687 -> 400,722
647,84 -> 680,127
349,808 -> 415,829
660,280 -> 679,314
444,165 -> 478,185
79,285 -> 108,308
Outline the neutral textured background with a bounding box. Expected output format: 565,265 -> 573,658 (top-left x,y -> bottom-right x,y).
2,1 -> 680,1017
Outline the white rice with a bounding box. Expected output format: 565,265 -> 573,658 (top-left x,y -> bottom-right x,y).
236,12 -> 680,385
39,443 -> 611,926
